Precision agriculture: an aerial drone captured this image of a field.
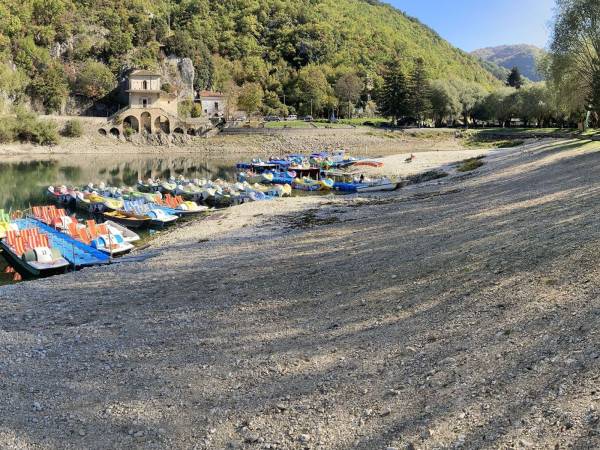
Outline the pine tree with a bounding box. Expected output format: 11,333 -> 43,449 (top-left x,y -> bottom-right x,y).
378,60 -> 411,125
409,57 -> 432,126
507,67 -> 523,89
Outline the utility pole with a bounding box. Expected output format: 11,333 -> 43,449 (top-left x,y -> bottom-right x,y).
310,99 -> 313,117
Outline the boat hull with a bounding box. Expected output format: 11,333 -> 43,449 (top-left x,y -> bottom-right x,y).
102,212 -> 150,229
0,243 -> 69,280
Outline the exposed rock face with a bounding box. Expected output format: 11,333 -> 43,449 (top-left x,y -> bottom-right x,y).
162,56 -> 195,99
50,38 -> 74,59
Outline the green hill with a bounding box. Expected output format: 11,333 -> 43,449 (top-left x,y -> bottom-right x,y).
0,0 -> 501,116
472,44 -> 545,82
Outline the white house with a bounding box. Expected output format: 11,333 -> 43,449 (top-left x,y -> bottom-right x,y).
198,90 -> 226,118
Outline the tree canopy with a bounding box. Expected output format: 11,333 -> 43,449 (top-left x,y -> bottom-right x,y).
0,0 -> 500,114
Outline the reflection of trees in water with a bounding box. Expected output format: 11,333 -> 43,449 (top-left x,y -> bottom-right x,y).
59,166 -> 82,179
0,160 -> 59,211
2,156 -> 241,210
122,165 -> 138,186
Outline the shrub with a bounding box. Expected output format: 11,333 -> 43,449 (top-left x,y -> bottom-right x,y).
123,126 -> 134,138
178,99 -> 193,118
62,119 -> 83,137
457,157 -> 484,172
35,120 -> 60,145
75,60 -> 115,100
0,118 -> 16,143
12,109 -> 60,145
191,103 -> 203,118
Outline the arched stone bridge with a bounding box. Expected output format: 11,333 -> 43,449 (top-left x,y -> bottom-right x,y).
98,107 -> 214,139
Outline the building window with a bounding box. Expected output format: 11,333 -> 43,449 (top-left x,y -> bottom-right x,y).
142,98 -> 148,108
214,102 -> 219,111
143,80 -> 148,90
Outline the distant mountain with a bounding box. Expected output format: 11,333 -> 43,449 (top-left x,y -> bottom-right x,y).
471,45 -> 546,82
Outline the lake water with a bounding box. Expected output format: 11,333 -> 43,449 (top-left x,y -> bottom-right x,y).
0,154 -> 240,284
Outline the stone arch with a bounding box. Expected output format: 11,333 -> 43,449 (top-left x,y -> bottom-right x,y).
173,127 -> 184,134
187,128 -> 197,136
154,115 -> 170,134
123,115 -> 140,133
140,112 -> 152,133
109,128 -> 120,137
98,128 -> 107,136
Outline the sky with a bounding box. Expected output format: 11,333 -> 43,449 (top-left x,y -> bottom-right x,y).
389,0 -> 555,52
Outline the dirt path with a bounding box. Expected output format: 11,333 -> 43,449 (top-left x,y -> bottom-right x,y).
2,139 -> 600,449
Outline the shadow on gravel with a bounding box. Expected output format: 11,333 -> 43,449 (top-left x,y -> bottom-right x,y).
2,141 -> 600,448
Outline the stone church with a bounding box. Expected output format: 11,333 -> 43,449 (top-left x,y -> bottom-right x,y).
99,70 -> 216,139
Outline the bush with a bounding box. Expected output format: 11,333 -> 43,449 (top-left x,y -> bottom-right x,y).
457,157 -> 484,172
178,99 -> 193,118
62,119 -> 83,137
0,119 -> 17,143
11,109 -> 60,145
191,103 -> 203,118
75,60 -> 115,100
123,126 -> 134,138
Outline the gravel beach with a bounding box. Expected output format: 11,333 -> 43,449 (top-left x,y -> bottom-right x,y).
2,138 -> 599,449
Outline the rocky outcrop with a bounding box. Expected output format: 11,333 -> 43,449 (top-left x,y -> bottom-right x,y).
161,56 -> 196,99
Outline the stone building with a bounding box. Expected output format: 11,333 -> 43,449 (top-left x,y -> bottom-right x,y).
99,70 -> 213,139
198,91 -> 226,118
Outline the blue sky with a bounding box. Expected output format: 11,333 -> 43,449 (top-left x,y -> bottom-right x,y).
389,0 -> 555,51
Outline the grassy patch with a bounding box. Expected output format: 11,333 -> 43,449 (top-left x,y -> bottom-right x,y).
457,157 -> 485,172
407,170 -> 449,184
287,209 -> 341,228
264,120 -> 313,129
463,135 -> 525,148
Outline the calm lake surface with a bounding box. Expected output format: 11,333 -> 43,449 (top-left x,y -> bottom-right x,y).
0,154 -> 240,284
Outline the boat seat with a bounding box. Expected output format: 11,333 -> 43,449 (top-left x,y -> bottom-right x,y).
78,228 -> 91,245
86,220 -> 98,238
67,222 -> 79,239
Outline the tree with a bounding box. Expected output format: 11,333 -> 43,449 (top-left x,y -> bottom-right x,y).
507,67 -> 523,89
409,58 -> 431,126
296,64 -> 335,116
75,60 -> 115,100
449,80 -> 487,128
549,0 -> 600,117
378,60 -> 411,125
335,73 -> 363,118
30,63 -> 68,113
237,82 -> 263,115
429,80 -> 460,126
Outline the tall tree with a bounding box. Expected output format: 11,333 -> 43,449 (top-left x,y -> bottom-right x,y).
237,82 -> 263,115
334,73 -> 363,118
409,57 -> 432,126
429,80 -> 460,126
507,67 -> 523,89
550,0 -> 600,115
378,60 -> 411,125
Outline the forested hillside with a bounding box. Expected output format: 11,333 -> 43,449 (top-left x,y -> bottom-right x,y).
0,0 -> 500,117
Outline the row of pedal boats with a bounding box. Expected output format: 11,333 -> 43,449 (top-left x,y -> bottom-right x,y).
0,207 -> 141,279
235,152 -> 396,193
137,171 -> 398,196
239,170 -> 398,193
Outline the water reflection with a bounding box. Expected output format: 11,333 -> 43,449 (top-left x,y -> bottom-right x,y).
0,155 -> 239,212
0,154 -> 239,285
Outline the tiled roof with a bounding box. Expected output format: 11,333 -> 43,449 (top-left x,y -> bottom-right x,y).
130,69 -> 161,77
200,90 -> 225,98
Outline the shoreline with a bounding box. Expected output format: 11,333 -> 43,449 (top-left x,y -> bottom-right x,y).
3,139 -> 598,448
